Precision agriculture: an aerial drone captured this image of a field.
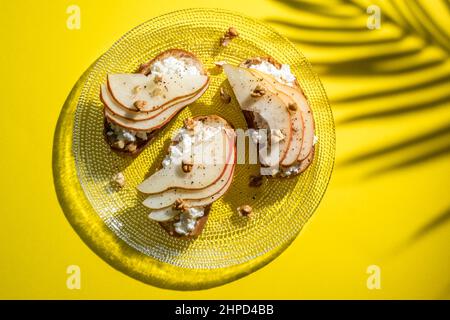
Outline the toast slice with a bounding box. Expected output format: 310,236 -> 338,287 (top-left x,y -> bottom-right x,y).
102,49 -> 209,156
235,57 -> 315,176
140,115 -> 236,238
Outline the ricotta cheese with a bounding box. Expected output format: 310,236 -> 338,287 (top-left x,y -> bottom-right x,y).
173,207 -> 205,236
150,56 -> 201,77
249,60 -> 296,86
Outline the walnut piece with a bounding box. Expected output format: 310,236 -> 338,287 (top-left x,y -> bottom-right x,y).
238,205 -> 253,217
220,26 -> 239,47
184,117 -> 196,130
251,85 -> 266,97
126,143 -> 137,153
220,87 -> 231,104
181,160 -> 193,173
113,140 -> 125,149
112,172 -> 125,187
133,100 -> 147,110
288,102 -> 298,111
173,198 -> 188,212
153,74 -> 163,83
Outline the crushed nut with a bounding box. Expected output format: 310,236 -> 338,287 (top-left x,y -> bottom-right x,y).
153,74 -> 163,83
245,57 -> 262,66
181,160 -> 193,173
249,175 -> 264,187
133,100 -> 147,110
173,198 -> 188,212
113,140 -> 125,149
267,56 -> 281,69
220,87 -> 231,104
132,85 -> 142,94
251,84 -> 266,97
238,205 -> 253,217
184,117 -> 196,130
288,102 -> 298,111
126,143 -> 137,153
112,172 -> 125,187
220,26 -> 239,46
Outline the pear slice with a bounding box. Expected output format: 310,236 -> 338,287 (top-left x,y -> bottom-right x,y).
137,116 -> 234,194
184,165 -> 234,207
142,146 -> 236,209
246,69 -> 314,161
107,73 -> 208,112
248,69 -> 304,166
104,83 -> 208,131
148,207 -> 180,222
223,64 -> 292,167
101,84 -> 196,122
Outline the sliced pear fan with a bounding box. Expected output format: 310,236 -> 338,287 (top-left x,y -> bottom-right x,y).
107,73 -> 209,112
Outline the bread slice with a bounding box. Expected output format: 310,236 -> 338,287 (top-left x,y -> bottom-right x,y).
102,49 -> 209,156
142,115 -> 235,238
239,56 -> 315,176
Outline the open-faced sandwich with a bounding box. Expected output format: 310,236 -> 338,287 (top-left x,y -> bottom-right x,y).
223,57 -> 315,177
137,115 -> 236,237
100,49 -> 210,155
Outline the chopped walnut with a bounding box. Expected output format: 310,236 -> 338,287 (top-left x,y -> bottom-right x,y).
288,102 -> 298,111
181,160 -> 193,173
153,74 -> 163,83
249,175 -> 263,187
184,117 -> 196,130
238,205 -> 253,217
173,198 -> 188,212
113,140 -> 125,149
126,143 -> 137,153
220,26 -> 239,47
112,172 -> 125,187
245,57 -> 262,66
133,100 -> 147,110
267,56 -> 281,69
251,84 -> 266,97
220,87 -> 231,104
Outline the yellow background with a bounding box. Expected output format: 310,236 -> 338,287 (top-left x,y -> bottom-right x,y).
0,0 -> 449,299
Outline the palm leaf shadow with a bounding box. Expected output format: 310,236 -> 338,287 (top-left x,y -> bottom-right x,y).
268,0 -> 450,171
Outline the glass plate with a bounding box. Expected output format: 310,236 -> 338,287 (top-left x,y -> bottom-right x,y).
53,8 -> 335,290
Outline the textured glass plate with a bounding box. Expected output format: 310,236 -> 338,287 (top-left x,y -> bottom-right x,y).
53,8 -> 335,290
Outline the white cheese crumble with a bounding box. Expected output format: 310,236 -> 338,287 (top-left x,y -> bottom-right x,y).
161,121 -> 222,169
173,207 -> 205,235
108,122 -> 148,142
150,56 -> 200,77
249,60 -> 296,86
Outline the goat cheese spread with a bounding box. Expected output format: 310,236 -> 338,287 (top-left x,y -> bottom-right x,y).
162,121 -> 222,169
150,56 -> 201,77
249,60 -> 296,86
173,207 -> 205,236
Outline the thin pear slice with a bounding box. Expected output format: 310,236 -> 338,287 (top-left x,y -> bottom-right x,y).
137,116 -> 233,194
248,69 -> 304,166
148,207 -> 180,222
107,73 -> 208,112
184,166 -> 234,207
223,64 -> 292,166
101,84 -> 197,122
143,147 -> 236,209
105,83 -> 208,131
247,69 -> 314,161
